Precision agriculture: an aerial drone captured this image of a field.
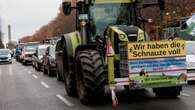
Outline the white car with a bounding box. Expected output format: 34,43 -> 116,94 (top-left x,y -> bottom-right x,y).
20,43 -> 39,65
186,41 -> 195,81
0,49 -> 12,64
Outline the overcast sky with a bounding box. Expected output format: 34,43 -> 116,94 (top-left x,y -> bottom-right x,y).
0,0 -> 61,43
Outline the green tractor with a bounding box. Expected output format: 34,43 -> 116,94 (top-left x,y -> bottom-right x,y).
58,0 -> 186,106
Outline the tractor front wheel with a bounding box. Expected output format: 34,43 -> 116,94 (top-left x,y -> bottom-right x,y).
75,50 -> 106,105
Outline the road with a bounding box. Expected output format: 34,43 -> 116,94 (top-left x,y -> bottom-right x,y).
0,60 -> 195,110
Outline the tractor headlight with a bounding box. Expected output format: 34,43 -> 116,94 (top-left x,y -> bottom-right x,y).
79,14 -> 88,20
138,29 -> 145,41
120,34 -> 126,39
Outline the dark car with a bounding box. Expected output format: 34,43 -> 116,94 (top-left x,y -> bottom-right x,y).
32,45 -> 50,71
0,49 -> 12,64
43,45 -> 56,76
55,39 -> 65,81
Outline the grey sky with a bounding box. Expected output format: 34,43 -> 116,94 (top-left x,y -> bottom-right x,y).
0,0 -> 61,43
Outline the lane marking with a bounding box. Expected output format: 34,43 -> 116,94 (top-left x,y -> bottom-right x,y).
41,81 -> 50,88
180,92 -> 190,97
32,74 -> 38,79
56,94 -> 74,107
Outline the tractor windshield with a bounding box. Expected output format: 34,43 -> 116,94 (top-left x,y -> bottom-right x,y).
89,3 -> 136,38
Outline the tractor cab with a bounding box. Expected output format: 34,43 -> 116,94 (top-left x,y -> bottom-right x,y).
88,1 -> 137,39
62,0 -> 147,44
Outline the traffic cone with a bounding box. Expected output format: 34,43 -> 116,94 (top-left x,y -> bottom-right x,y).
106,38 -> 115,56
105,38 -> 115,64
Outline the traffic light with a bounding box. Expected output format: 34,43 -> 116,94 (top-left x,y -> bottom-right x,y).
158,0 -> 165,10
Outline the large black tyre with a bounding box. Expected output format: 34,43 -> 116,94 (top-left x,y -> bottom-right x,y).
63,49 -> 77,96
75,50 -> 106,105
153,86 -> 182,98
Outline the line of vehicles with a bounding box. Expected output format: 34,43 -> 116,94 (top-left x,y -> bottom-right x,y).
15,38 -> 59,77
15,37 -> 77,83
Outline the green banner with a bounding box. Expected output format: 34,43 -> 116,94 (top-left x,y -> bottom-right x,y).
186,22 -> 195,36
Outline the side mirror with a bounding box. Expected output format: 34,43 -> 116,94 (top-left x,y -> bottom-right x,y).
62,1 -> 72,16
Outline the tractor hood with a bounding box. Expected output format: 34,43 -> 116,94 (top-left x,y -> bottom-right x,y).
118,25 -> 139,42
110,25 -> 146,42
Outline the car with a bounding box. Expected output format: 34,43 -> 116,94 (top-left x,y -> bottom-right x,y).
32,44 -> 50,71
42,45 -> 56,76
55,38 -> 65,81
20,43 -> 39,65
0,49 -> 12,64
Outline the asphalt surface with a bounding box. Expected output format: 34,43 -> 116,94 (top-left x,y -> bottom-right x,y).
0,60 -> 195,110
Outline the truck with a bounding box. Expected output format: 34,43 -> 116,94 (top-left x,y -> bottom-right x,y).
56,0 -> 187,106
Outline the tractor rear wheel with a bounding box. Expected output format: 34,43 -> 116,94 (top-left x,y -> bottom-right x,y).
75,50 -> 106,105
153,86 -> 182,98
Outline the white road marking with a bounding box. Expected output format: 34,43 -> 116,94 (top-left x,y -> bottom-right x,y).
56,94 -> 74,107
41,81 -> 50,88
32,74 -> 38,79
180,92 -> 190,97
